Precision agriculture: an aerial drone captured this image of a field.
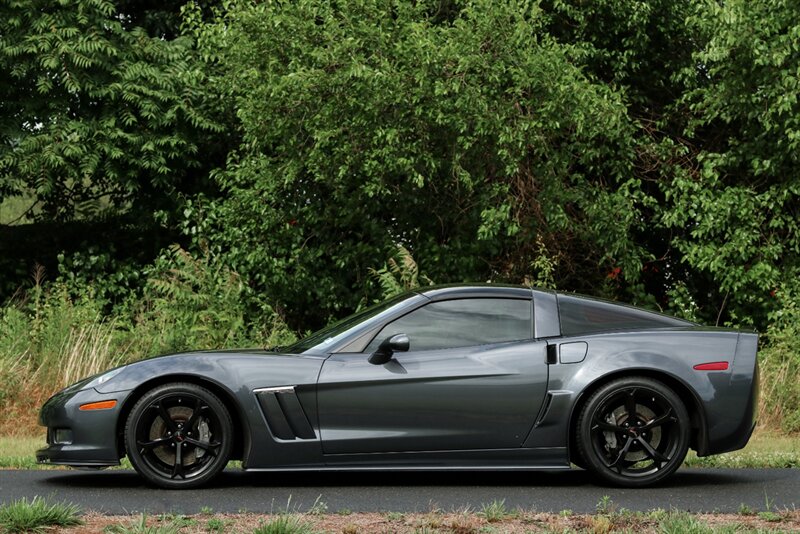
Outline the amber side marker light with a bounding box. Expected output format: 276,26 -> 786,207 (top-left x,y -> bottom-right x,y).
693,362 -> 729,371
78,400 -> 117,411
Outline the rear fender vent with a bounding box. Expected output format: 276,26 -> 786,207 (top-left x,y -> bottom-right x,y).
254,386 -> 316,440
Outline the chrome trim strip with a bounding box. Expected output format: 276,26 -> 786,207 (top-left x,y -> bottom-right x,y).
253,386 -> 296,394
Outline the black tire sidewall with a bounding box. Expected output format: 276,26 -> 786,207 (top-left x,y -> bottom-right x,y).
576,377 -> 690,487
124,382 -> 233,489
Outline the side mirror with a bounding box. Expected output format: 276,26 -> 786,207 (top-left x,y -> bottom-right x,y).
368,333 -> 410,365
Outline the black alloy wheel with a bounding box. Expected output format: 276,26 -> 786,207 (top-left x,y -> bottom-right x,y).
576,376 -> 690,487
125,383 -> 233,489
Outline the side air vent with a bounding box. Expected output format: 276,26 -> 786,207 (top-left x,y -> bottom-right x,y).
254,387 -> 316,440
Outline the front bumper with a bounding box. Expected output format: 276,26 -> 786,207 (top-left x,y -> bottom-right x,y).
36,386 -> 130,467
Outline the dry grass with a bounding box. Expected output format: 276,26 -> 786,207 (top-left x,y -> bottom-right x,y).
0,313 -> 130,436
55,321 -> 127,391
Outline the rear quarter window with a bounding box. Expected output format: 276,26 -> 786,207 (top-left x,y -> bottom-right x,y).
558,294 -> 691,336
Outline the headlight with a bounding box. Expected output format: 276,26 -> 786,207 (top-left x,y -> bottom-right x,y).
80,367 -> 125,391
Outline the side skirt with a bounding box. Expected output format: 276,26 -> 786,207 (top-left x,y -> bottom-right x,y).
243,465 -> 572,472
243,446 -> 569,471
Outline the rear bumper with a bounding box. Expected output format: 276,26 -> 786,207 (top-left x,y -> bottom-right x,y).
700,332 -> 759,456
36,386 -> 130,467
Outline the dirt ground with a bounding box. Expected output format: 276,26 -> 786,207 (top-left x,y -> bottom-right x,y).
54,509 -> 800,533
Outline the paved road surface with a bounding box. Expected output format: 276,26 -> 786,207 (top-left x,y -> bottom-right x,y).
0,469 -> 797,514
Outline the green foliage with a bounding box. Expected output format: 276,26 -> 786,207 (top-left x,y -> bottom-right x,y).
0,0 -> 222,220
370,246 -> 434,299
543,0 -> 695,108
0,497 -> 82,533
190,0 -> 643,329
660,0 -> 800,327
525,236 -> 558,290
133,244 -> 249,354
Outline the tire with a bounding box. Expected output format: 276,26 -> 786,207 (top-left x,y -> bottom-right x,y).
125,382 -> 233,489
575,376 -> 690,487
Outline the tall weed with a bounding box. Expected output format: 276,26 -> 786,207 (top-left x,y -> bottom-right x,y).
759,284 -> 800,433
0,246 -> 294,435
759,326 -> 800,433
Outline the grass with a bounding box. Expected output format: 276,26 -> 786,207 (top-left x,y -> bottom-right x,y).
0,435 -> 135,470
205,517 -> 228,532
479,499 -> 510,522
0,496 -> 82,533
0,436 -> 46,469
252,515 -> 316,534
684,432 -> 800,468
657,511 -> 723,534
103,514 -> 184,534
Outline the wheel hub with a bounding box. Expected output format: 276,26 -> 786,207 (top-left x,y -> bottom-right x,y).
604,405 -> 661,463
151,407 -> 209,465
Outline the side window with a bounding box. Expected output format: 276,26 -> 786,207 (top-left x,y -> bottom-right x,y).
558,294 -> 689,336
364,298 -> 532,353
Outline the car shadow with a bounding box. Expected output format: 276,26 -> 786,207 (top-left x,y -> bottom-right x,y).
39,468 -> 748,490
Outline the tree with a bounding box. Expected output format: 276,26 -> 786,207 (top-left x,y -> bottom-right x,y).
660,0 -> 800,326
0,0 -> 230,301
191,0 -> 646,329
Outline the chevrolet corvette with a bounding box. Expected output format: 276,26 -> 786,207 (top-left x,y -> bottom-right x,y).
37,284 -> 759,488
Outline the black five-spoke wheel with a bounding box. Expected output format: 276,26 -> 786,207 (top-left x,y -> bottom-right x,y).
576,377 -> 690,487
125,383 -> 233,489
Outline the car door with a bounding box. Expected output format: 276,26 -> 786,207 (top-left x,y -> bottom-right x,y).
316,297 -> 549,454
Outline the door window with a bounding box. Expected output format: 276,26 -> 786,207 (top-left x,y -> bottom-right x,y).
364,298 -> 532,352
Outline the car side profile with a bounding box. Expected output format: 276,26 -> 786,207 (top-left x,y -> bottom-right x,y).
37,284 -> 759,488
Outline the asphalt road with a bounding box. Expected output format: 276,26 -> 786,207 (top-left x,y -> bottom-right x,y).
0,468 -> 797,515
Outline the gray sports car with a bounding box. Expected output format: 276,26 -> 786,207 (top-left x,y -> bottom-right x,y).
37,284 -> 758,489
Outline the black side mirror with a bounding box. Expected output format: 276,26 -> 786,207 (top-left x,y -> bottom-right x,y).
368,333 -> 410,365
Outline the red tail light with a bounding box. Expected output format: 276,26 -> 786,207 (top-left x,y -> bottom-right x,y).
693,361 -> 729,371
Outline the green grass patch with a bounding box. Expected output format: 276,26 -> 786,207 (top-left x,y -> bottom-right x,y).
0,496 -> 82,533
479,499 -> 510,522
253,514 -> 315,534
104,514 -> 185,534
0,435 -> 140,470
684,432 -> 800,468
0,436 -> 48,469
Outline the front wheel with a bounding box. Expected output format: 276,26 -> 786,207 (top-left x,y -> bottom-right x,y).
125,383 -> 233,489
575,377 -> 690,487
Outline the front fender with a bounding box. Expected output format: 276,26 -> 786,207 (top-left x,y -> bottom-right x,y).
95,351 -> 327,468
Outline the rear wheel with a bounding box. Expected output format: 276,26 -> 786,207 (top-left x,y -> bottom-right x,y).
576,377 -> 689,487
125,383 -> 232,489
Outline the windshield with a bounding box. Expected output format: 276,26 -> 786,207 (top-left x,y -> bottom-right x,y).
283,292 -> 418,353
